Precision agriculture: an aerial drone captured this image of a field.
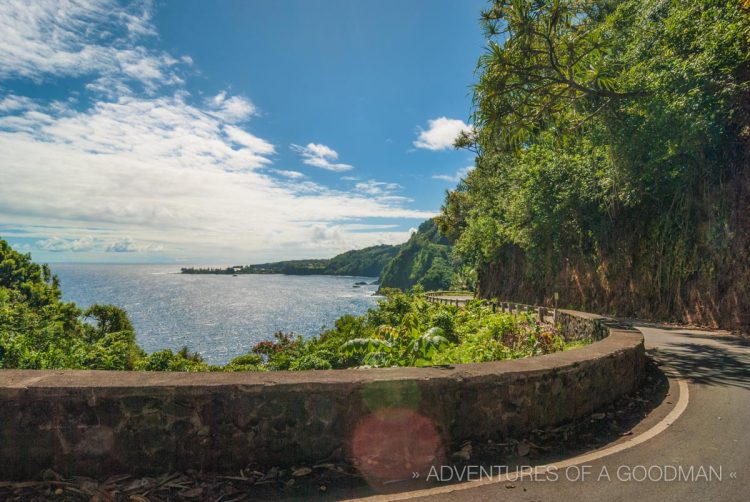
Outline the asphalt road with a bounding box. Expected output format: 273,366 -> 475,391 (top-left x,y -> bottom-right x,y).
349,324 -> 750,502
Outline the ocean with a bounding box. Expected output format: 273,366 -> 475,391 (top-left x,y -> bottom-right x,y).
50,264 -> 381,365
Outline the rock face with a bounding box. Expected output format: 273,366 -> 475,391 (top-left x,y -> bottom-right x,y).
0,310 -> 644,480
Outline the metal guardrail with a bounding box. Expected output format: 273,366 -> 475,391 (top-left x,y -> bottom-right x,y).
424,293 -> 473,307
424,293 -> 557,324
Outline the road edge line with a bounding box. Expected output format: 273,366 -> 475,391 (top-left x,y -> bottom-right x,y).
344,378 -> 690,501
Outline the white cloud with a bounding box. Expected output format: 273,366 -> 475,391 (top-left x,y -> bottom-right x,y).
311,225 -> 344,244
291,142 -> 353,172
224,125 -> 275,155
432,165 -> 475,183
270,169 -> 305,179
36,235 -> 97,252
0,0 -> 434,261
206,91 -> 257,123
0,94 -> 37,113
414,117 -> 473,151
105,236 -> 162,253
1,92 -> 275,171
106,236 -> 137,252
355,179 -> 402,197
0,95 -> 434,260
307,224 -> 412,249
0,0 -> 187,91
33,234 -> 163,254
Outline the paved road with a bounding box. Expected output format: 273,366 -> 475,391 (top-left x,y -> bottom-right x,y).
345,324 -> 750,502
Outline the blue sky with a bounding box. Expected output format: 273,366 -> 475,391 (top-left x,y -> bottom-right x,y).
0,0 -> 486,263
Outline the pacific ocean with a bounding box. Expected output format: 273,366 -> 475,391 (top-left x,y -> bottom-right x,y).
50,264 -> 380,365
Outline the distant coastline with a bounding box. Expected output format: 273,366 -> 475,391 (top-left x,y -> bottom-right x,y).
180,219 -> 460,293
180,264 -> 379,280
181,244 -> 399,278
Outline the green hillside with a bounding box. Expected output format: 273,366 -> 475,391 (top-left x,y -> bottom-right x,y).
378,219 -> 455,291
181,244 -> 401,277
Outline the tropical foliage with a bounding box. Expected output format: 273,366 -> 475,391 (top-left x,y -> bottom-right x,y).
0,239 -> 208,371
378,219 -> 461,292
441,0 -> 750,325
242,287 -> 569,370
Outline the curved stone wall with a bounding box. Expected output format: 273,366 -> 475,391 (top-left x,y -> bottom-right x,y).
0,308 -> 645,480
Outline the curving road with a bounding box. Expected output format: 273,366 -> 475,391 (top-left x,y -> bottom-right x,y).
348,324 -> 750,502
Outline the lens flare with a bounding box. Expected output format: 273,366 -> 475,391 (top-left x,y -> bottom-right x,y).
351,407 -> 444,484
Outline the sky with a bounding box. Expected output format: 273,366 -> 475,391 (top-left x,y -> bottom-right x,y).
0,0 -> 487,264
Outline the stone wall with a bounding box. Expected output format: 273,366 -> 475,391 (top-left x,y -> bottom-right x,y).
556,309 -> 612,341
0,310 -> 645,480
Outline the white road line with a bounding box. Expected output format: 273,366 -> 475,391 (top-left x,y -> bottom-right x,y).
344,378 -> 690,501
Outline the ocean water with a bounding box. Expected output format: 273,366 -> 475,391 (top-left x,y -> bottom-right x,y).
50,264 -> 380,365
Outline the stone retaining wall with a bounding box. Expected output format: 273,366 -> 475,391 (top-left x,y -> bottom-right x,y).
556,309 -> 612,341
0,309 -> 645,480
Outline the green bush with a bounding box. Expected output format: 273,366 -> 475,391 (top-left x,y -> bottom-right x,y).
239,289 -> 572,370
135,347 -> 209,372
0,236 -> 579,373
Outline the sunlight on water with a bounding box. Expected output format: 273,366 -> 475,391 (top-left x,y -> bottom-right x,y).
51,264 -> 380,365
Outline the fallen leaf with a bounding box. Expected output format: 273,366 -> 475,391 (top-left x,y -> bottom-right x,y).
453,442 -> 472,461
179,487 -> 204,498
292,467 -> 313,477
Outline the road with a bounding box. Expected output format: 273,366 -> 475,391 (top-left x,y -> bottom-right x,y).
349,324 -> 750,502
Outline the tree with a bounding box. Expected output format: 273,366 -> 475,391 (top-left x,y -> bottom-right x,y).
469,0 -> 639,151
444,0 -> 750,327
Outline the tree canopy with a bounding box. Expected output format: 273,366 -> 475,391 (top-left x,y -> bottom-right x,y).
0,238 -> 207,370
440,0 -> 750,326
378,219 -> 460,292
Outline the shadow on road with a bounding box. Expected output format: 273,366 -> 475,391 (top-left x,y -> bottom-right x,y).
650,338 -> 750,390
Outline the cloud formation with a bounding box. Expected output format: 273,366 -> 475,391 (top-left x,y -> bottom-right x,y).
414,117 -> 472,151
105,236 -> 163,253
206,92 -> 257,123
270,169 -> 305,179
0,93 -> 433,259
36,235 -> 97,252
0,0 -> 186,92
432,165 -> 475,183
290,143 -> 354,172
0,0 -> 432,261
354,180 -> 407,202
